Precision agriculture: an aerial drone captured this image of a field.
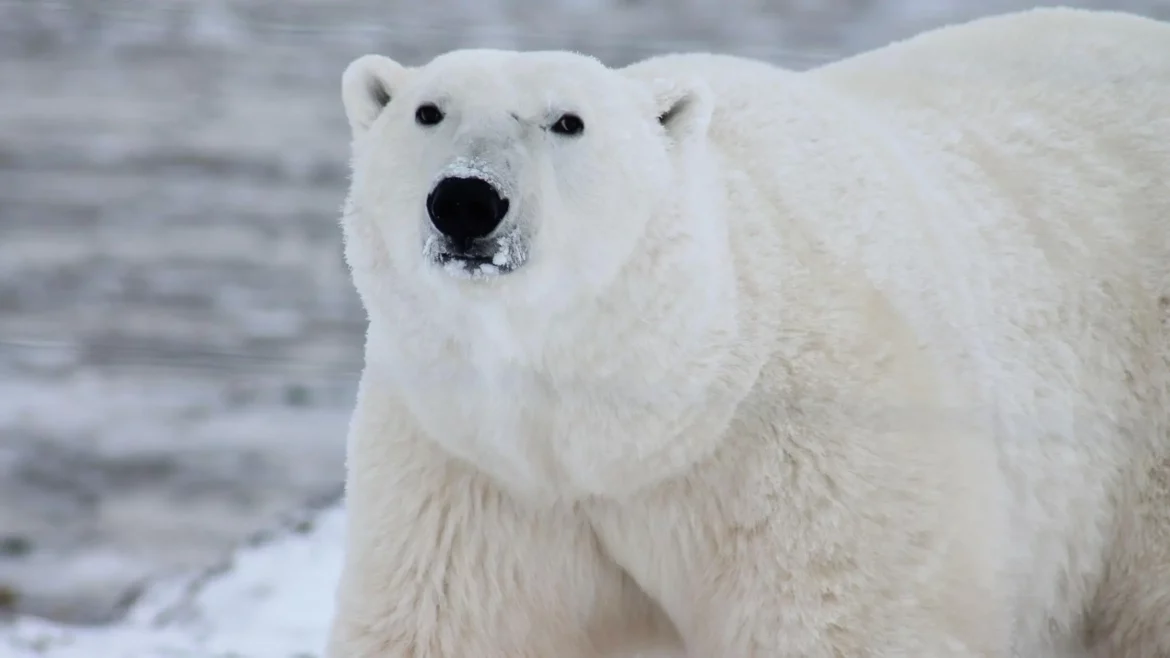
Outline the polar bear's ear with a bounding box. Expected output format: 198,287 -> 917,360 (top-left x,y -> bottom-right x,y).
342,54 -> 410,137
648,76 -> 713,144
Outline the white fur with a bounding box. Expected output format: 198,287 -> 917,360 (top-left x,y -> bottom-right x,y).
329,8 -> 1170,658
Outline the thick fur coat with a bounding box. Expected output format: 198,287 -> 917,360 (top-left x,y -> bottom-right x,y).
328,8 -> 1170,658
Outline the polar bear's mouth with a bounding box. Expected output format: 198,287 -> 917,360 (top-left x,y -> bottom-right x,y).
423,229 -> 528,280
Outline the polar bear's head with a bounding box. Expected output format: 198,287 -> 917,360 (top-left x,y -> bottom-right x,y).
340,49 -> 716,315
340,50 -> 739,497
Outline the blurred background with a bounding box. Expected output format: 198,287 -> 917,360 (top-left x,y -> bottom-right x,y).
1,0 -> 1168,633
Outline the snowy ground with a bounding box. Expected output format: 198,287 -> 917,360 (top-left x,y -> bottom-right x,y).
2,501 -> 345,658
2,0 -> 1170,655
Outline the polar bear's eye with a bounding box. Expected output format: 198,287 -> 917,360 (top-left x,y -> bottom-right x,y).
415,103 -> 445,127
550,113 -> 585,136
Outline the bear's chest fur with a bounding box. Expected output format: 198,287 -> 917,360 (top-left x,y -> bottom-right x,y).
369,293 -> 757,502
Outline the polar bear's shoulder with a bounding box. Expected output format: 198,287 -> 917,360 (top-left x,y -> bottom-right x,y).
813,8 -> 1170,89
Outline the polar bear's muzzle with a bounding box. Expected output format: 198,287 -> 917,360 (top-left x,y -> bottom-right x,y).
427,176 -> 510,243
421,161 -> 528,279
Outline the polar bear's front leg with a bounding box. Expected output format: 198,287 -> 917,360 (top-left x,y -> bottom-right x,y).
588,410 -> 1013,658
326,378 -> 674,658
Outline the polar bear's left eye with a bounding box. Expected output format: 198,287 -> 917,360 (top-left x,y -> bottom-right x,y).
415,103 -> 445,127
550,113 -> 585,136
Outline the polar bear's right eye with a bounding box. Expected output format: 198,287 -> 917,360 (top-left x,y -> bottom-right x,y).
415,103 -> 445,126
550,113 -> 585,136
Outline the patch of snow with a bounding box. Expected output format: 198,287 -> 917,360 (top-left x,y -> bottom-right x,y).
1,504 -> 345,658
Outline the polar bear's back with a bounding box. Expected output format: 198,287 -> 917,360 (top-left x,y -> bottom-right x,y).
812,6 -> 1170,275
630,7 -> 1170,455
817,8 -> 1170,89
815,8 -> 1170,153
812,7 -> 1170,416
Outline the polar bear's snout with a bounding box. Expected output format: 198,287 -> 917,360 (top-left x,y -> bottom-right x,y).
427,176 -> 511,243
421,159 -> 529,279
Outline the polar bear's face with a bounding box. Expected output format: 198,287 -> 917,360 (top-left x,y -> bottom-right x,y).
340,50 -> 730,497
340,49 -> 713,310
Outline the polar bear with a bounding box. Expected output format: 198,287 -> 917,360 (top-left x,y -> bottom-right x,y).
327,7 -> 1170,658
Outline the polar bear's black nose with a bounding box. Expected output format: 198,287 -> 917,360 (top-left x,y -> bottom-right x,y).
426,177 -> 510,242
